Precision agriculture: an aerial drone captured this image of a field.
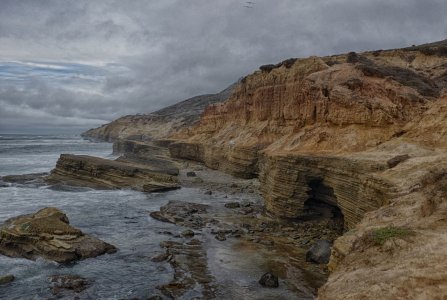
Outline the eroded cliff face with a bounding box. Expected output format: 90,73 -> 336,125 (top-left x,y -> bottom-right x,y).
81,83 -> 235,142
167,43 -> 447,298
171,46 -> 447,223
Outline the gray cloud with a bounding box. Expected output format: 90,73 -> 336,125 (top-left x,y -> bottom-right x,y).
0,0 -> 446,133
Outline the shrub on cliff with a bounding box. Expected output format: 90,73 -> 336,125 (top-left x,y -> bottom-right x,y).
371,226 -> 414,246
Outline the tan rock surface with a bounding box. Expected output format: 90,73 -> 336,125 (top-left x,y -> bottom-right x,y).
167,41 -> 447,299
0,207 -> 116,263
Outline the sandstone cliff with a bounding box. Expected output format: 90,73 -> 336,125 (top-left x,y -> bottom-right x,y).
81,83 -> 235,142
170,41 -> 447,221
166,41 -> 447,298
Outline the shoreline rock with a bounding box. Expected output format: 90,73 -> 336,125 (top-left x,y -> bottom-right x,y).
0,207 -> 117,263
0,275 -> 15,285
45,154 -> 180,192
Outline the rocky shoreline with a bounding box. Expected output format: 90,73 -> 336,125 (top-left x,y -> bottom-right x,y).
0,140 -> 340,299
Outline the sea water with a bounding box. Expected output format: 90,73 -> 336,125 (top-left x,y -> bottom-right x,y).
0,135 -> 180,299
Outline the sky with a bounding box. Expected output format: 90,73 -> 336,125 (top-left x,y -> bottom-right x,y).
0,0 -> 446,134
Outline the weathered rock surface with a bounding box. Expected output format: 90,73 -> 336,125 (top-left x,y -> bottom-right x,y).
306,240 -> 331,264
149,200 -> 209,229
157,239 -> 216,299
167,41 -> 447,299
259,272 -> 279,288
48,274 -> 90,295
46,154 -> 180,192
1,173 -> 48,185
0,207 -> 116,263
81,83 -> 235,142
0,275 -> 15,285
113,139 -> 180,176
319,170 -> 447,299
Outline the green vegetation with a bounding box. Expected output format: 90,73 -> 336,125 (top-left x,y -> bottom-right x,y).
372,226 -> 414,245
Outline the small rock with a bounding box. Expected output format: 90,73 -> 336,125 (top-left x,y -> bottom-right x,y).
204,191 -> 212,195
387,154 -> 410,168
240,207 -> 254,215
224,202 -> 240,209
240,200 -> 252,207
215,233 -> 226,241
259,272 -> 279,288
186,171 -> 196,177
48,274 -> 90,294
181,230 -> 195,238
151,253 -> 169,262
0,275 -> 15,285
260,240 -> 274,246
306,240 -> 331,264
148,296 -> 163,300
230,183 -> 238,188
187,239 -> 201,245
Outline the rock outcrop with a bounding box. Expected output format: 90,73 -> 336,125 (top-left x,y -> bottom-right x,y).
0,207 -> 116,263
81,83 -> 235,142
165,40 -> 447,298
46,154 -> 180,192
169,41 -> 447,225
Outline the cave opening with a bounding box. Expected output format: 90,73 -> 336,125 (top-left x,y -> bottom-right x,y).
302,178 -> 345,233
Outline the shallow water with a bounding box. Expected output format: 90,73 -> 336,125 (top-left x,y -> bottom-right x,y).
0,135 -> 315,299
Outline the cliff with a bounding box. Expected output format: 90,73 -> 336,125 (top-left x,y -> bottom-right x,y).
166,41 -> 447,298
81,83 -> 235,142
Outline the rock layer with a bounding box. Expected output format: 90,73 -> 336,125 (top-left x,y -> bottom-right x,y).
46,154 -> 180,192
0,207 -> 116,263
165,41 -> 447,298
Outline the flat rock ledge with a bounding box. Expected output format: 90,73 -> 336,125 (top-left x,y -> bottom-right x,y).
0,207 -> 117,263
46,154 -> 180,192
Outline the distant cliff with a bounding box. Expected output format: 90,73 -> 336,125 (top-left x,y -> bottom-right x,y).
81,83 -> 236,142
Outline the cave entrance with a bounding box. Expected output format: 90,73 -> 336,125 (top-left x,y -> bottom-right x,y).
303,178 -> 345,233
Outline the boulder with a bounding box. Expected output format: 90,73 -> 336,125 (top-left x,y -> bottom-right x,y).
0,207 -> 117,263
181,229 -> 195,238
306,240 -> 332,264
224,202 -> 240,209
0,275 -> 15,285
259,272 -> 279,288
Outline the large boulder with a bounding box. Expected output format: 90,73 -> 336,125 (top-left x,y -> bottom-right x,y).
306,240 -> 332,264
0,207 -> 117,263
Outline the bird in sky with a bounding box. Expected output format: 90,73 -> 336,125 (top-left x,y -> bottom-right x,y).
244,1 -> 255,8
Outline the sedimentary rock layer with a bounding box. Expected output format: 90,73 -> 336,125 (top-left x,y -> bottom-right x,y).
0,207 -> 116,263
170,42 -> 447,223
46,154 -> 180,192
259,154 -> 395,229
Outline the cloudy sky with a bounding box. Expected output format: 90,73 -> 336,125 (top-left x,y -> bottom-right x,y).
0,0 -> 446,134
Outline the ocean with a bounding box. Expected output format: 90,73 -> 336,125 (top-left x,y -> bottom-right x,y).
0,134 -> 181,299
